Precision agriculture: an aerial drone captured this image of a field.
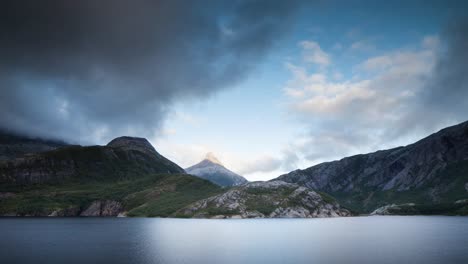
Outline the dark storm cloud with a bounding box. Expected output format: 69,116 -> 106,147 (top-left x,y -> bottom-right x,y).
0,0 -> 303,143
423,18 -> 468,115
393,17 -> 468,138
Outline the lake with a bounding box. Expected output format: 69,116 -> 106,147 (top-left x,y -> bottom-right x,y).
1,216 -> 467,264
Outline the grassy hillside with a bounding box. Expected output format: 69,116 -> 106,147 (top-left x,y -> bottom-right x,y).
41,145 -> 184,181
0,173 -> 222,216
0,140 -> 184,185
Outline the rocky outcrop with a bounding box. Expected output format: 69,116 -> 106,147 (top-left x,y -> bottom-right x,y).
370,203 -> 416,215
80,200 -> 123,216
48,207 -> 81,217
185,153 -> 248,187
277,120 -> 468,212
176,181 -> 351,218
370,200 -> 468,216
0,136 -> 184,185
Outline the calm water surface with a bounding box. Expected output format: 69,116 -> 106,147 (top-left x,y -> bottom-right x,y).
1,216 -> 467,264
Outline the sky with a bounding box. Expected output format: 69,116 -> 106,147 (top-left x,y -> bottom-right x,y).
1,0 -> 468,181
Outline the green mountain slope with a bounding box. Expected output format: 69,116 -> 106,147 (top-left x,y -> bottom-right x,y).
0,173 -> 221,216
0,136 -> 184,185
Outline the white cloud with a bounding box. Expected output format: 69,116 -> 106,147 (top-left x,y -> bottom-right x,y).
282,36 -> 443,165
160,128 -> 177,136
299,40 -> 330,67
332,71 -> 343,80
152,139 -> 290,181
237,156 -> 282,174
175,112 -> 202,126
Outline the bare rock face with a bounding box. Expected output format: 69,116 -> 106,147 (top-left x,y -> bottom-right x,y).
80,200 -> 123,216
277,121 -> 468,212
107,136 -> 158,157
177,181 -> 351,218
48,207 -> 81,217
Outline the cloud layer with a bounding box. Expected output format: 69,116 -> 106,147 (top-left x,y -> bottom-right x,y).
0,0 -> 302,143
283,18 -> 468,166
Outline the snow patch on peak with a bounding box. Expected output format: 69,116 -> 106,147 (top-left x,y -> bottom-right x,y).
205,152 -> 222,165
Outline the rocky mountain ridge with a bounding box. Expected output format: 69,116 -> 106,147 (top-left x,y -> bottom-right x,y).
277,121 -> 468,213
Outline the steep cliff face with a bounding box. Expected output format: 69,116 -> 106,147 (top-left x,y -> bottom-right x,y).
79,200 -> 123,216
277,121 -> 468,213
176,180 -> 352,218
0,136 -> 184,185
185,153 -> 248,187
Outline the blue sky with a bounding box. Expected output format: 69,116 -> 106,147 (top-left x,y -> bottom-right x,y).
152,1 -> 468,180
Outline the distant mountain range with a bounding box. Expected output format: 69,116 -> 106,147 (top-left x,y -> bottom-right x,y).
185,153 -> 248,187
276,121 -> 468,214
0,121 -> 467,217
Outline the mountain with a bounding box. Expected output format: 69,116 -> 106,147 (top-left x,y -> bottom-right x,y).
276,121 -> 468,213
176,180 -> 352,218
185,153 -> 248,187
0,136 -> 184,185
0,130 -> 67,161
0,136 -> 221,216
